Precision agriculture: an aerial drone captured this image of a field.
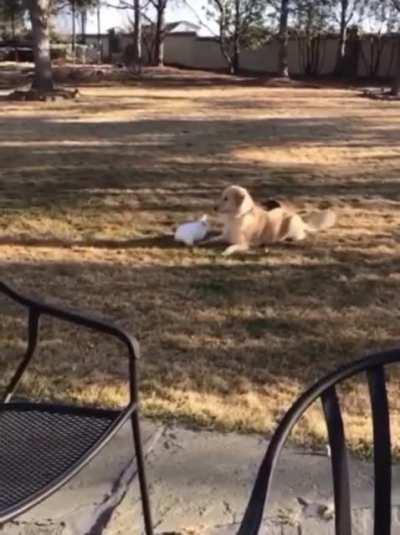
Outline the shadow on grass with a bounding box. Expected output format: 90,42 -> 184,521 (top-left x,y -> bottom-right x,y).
1,109 -> 400,223
0,223 -> 399,452
0,234 -> 177,249
0,250 -> 398,388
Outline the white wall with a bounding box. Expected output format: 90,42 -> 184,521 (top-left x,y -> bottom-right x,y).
164,33 -> 341,75
358,38 -> 399,77
95,31 -> 400,78
164,33 -> 198,68
241,41 -> 280,73
192,38 -> 227,70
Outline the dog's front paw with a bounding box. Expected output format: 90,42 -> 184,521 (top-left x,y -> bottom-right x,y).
221,246 -> 235,256
222,244 -> 248,256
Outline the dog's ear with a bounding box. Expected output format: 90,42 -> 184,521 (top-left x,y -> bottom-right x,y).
233,188 -> 245,207
265,199 -> 282,211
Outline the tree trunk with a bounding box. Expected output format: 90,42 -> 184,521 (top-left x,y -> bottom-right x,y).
391,40 -> 400,96
97,0 -> 102,63
154,1 -> 166,66
334,0 -> 348,76
11,10 -> 18,62
232,0 -> 240,74
232,46 -> 240,74
217,7 -> 234,74
71,0 -> 76,56
278,0 -> 289,78
133,0 -> 142,72
81,10 -> 87,44
28,0 -> 54,92
219,33 -> 234,73
335,27 -> 347,75
392,73 -> 400,96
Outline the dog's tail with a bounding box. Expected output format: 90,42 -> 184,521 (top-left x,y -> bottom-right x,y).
303,209 -> 336,233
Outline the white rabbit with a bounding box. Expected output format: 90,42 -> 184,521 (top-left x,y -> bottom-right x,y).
174,215 -> 209,246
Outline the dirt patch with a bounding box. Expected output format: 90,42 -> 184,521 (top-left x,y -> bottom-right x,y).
360,88 -> 400,101
7,88 -> 79,101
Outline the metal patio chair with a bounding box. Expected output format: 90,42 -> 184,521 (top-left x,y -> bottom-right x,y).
238,348 -> 399,535
0,281 -> 153,534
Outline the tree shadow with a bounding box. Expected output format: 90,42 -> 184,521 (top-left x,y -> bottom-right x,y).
1,112 -> 400,215
0,250 -> 398,392
0,234 -> 175,249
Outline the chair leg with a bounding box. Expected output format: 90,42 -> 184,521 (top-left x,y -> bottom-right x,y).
131,411 -> 154,535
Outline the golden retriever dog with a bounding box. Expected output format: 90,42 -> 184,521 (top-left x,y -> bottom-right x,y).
209,185 -> 336,256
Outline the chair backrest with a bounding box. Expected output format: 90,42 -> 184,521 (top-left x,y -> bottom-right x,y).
0,280 -> 140,407
238,348 -> 400,535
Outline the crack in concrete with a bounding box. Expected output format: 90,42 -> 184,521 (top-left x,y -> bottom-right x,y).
222,500 -> 237,525
153,502 -> 177,531
1,518 -> 69,535
84,459 -> 137,535
83,426 -> 165,535
2,519 -> 63,528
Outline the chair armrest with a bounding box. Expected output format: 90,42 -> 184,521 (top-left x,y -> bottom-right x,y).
0,280 -> 140,359
0,280 -> 140,404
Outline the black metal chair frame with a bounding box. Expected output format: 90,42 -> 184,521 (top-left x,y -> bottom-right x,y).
238,348 -> 399,535
0,281 -> 153,534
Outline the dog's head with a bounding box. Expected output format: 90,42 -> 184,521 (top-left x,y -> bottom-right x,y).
216,185 -> 254,216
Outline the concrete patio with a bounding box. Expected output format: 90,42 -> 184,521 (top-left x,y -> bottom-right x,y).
5,421 -> 400,534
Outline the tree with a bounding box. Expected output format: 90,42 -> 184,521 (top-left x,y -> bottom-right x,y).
24,0 -> 54,91
390,0 -> 400,95
96,0 -> 101,60
291,0 -> 331,32
0,0 -> 26,61
273,0 -> 367,77
335,0 -> 354,74
207,0 -> 267,74
327,0 -> 366,75
105,0 -> 142,69
71,0 -> 77,51
277,0 -> 289,76
58,0 -> 97,53
80,4 -> 87,42
0,0 -> 26,41
133,0 -> 142,71
143,0 -> 185,66
289,0 -> 332,75
365,0 -> 400,93
108,0 -> 184,68
149,0 -> 167,66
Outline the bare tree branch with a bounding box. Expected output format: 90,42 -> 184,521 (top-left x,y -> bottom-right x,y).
392,0 -> 400,11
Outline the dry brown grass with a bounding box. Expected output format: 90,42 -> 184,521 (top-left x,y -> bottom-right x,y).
1,69 -> 400,454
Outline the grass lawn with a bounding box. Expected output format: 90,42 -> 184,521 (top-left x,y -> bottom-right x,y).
1,68 -> 400,455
